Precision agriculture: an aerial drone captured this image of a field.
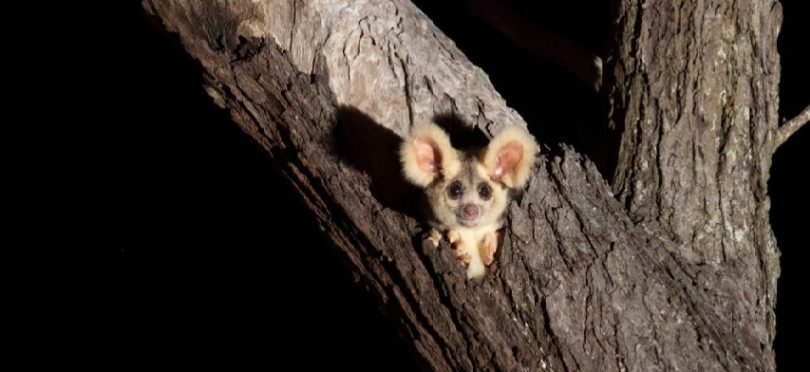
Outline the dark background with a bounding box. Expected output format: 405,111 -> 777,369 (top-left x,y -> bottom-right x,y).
6,1 -> 807,370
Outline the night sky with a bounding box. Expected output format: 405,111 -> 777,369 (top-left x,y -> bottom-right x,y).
7,1 -> 808,370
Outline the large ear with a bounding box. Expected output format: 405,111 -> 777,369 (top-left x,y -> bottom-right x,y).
483,126 -> 538,189
400,123 -> 460,187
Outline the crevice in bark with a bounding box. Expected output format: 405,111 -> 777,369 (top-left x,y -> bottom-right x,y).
143,0 -> 783,370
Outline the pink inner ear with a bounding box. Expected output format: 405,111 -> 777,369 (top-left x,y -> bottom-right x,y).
413,137 -> 441,175
493,140 -> 524,181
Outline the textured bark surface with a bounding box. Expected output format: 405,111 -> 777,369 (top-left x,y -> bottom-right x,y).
606,0 -> 784,369
143,0 -> 787,370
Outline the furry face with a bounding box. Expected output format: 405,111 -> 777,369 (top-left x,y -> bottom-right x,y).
424,154 -> 509,229
399,122 -> 538,279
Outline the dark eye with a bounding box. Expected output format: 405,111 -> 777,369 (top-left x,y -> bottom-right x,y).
477,182 -> 492,200
447,181 -> 464,199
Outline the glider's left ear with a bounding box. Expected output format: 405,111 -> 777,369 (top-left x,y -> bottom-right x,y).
483,126 -> 538,189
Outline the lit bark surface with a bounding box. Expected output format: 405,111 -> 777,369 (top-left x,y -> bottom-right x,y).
606,1 -> 786,369
144,1 -> 788,370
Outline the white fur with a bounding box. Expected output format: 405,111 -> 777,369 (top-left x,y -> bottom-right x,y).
456,223 -> 498,279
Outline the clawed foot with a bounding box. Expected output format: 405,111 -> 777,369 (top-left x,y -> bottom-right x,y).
454,244 -> 472,263
482,231 -> 498,265
447,229 -> 460,244
427,228 -> 442,248
447,229 -> 471,263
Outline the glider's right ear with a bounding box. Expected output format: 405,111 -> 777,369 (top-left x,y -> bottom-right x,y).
400,123 -> 459,187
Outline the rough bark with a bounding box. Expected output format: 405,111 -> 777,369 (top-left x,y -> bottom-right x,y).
143,0 -> 788,370
606,1 -> 785,369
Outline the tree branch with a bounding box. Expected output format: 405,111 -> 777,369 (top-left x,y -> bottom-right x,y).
144,0 -> 779,370
775,103 -> 810,149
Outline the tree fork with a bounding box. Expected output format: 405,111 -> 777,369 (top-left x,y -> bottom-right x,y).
144,0 -> 787,370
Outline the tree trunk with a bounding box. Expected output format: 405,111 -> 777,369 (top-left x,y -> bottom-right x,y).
606,1 -> 785,369
142,0 -> 795,370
